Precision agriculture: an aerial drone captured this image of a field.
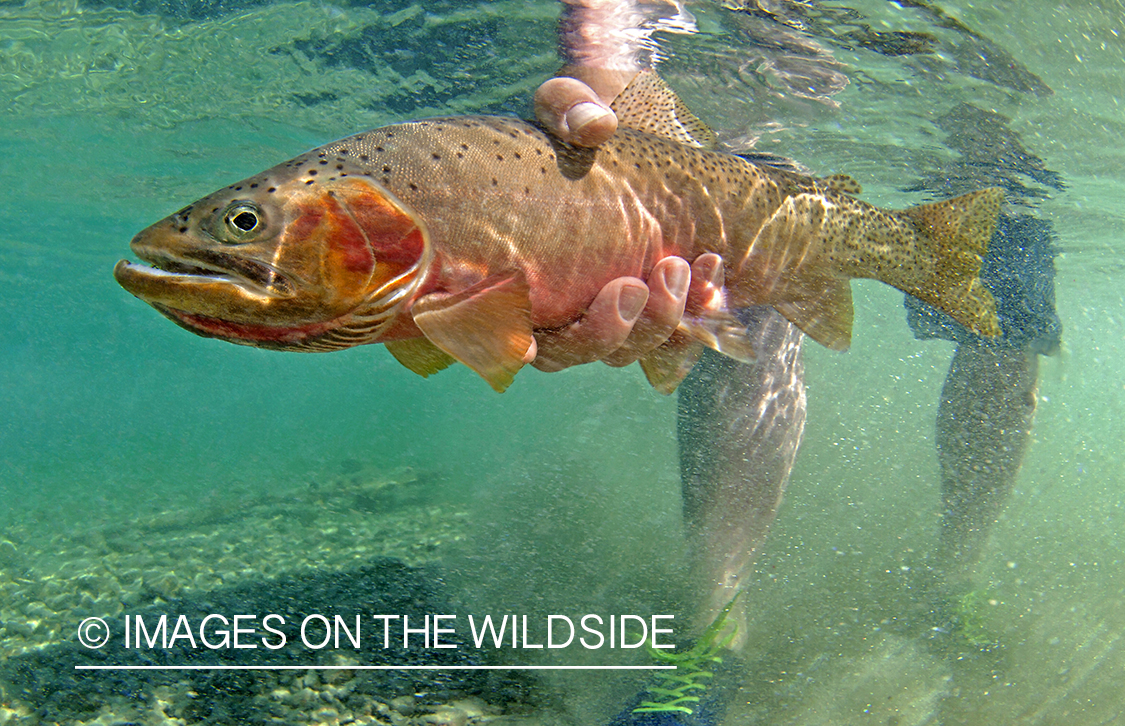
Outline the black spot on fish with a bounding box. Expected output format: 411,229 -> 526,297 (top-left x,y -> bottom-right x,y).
267,187 -> 276,193
513,152 -> 521,160
179,227 -> 188,233
432,153 -> 441,160
308,170 -> 318,176
383,165 -> 391,174
319,160 -> 328,165
249,183 -> 258,189
305,180 -> 314,185
496,154 -> 504,162
359,154 -> 369,161
408,183 -> 418,191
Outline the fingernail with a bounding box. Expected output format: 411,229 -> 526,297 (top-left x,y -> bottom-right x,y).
618,285 -> 648,322
567,102 -> 611,133
697,255 -> 720,279
664,263 -> 689,298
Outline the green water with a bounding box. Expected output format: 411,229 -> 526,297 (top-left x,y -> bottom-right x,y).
1,0 -> 1123,723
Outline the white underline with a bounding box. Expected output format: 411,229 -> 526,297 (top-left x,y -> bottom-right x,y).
75,665 -> 677,671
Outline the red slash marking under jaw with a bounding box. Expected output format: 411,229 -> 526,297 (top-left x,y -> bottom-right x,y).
163,307 -> 338,343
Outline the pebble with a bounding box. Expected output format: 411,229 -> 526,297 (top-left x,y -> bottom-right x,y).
0,540 -> 18,567
391,694 -> 419,715
421,705 -> 469,726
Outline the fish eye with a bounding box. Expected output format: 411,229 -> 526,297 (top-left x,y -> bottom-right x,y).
220,202 -> 263,242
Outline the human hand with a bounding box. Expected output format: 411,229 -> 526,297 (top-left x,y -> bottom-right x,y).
528,254 -> 726,372
533,75 -> 619,147
528,74 -> 726,372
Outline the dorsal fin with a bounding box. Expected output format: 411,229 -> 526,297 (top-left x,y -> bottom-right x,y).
610,70 -> 718,149
818,173 -> 863,196
735,151 -> 808,174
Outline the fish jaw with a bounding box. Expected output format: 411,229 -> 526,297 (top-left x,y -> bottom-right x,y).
115,166 -> 432,351
113,257 -> 343,346
116,221 -> 295,312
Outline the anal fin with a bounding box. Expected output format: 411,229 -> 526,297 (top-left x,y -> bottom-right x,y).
411,272 -> 534,393
773,278 -> 854,351
730,193 -> 857,351
385,337 -> 456,378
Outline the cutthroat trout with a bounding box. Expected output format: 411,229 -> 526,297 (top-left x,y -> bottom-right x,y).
115,73 -> 1001,392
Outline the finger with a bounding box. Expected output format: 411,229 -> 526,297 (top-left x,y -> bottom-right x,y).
533,77 -> 618,147
688,253 -> 725,314
522,337 -> 537,365
530,278 -> 649,372
558,65 -> 639,108
602,257 -> 691,367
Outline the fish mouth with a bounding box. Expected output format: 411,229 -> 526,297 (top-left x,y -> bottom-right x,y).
114,248 -> 294,301
114,255 -> 333,345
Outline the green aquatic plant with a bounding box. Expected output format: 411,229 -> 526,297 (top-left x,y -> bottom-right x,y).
632,594 -> 740,715
951,588 -> 1000,650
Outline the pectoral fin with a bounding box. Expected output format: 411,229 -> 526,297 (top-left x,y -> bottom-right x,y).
385,338 -> 456,378
411,272 -> 534,393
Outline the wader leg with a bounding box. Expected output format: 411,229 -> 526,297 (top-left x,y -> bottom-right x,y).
677,307 -> 806,646
933,343 -> 1039,583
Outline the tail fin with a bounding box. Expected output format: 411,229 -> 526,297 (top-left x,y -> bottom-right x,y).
898,188 -> 1003,338
731,187 -> 1003,352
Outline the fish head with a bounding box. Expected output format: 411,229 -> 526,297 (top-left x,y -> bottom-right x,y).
115,158 -> 431,351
